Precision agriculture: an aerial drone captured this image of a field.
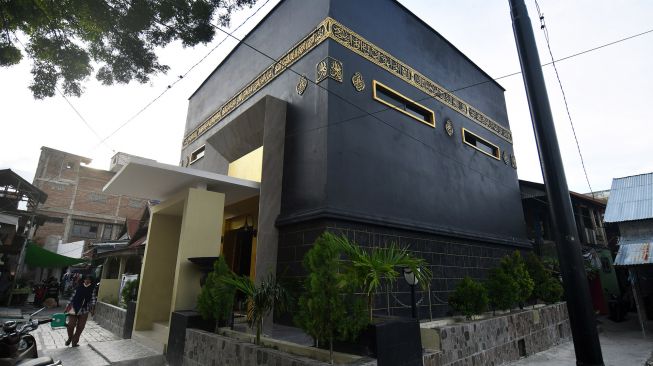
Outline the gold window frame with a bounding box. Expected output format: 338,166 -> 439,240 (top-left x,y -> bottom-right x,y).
372,80 -> 435,128
462,128 -> 501,160
189,145 -> 206,165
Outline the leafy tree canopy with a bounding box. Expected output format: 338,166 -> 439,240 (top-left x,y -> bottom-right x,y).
0,0 -> 256,99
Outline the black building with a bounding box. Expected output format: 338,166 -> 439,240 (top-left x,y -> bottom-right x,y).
180,0 -> 529,318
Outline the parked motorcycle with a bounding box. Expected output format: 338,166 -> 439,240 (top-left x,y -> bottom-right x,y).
0,309 -> 62,366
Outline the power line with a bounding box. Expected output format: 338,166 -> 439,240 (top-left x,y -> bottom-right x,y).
90,0 -> 273,152
11,35 -> 115,154
534,0 -> 595,198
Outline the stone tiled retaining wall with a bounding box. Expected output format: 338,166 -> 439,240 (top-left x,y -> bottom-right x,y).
434,302 -> 571,366
182,329 -> 334,366
93,301 -> 127,338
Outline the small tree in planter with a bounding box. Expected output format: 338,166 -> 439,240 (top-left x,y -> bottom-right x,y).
197,257 -> 235,330
333,235 -> 432,322
499,251 -> 534,309
525,253 -> 562,305
448,276 -> 488,320
295,232 -> 368,364
223,274 -> 290,345
120,278 -> 139,308
486,267 -> 519,313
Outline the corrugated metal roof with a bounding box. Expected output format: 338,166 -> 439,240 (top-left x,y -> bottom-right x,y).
614,242 -> 653,266
604,173 -> 653,223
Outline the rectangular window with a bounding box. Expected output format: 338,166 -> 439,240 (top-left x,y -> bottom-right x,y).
372,80 -> 435,127
71,220 -> 99,238
128,199 -> 143,208
89,192 -> 107,203
45,216 -> 64,224
102,224 -> 115,240
190,145 -> 206,165
462,128 -> 500,160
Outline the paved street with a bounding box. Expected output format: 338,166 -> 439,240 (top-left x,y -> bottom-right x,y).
509,316 -> 653,366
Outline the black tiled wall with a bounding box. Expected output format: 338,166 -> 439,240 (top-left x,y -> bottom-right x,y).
277,219 -> 528,319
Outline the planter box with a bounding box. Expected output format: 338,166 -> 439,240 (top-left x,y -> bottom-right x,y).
421,302 -> 571,366
332,317 -> 421,366
167,310 -> 216,366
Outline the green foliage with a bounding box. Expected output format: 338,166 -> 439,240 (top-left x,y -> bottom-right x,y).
525,253 -> 562,304
222,274 -> 290,345
448,277 -> 488,319
539,276 -> 563,304
333,234 -> 432,321
499,251 -> 534,308
0,0 -> 256,98
486,267 -> 519,312
295,232 -> 368,363
197,257 -> 235,327
120,278 -> 139,306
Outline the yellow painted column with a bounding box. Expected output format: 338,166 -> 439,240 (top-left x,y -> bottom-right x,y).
170,188 -> 225,315
133,198 -> 183,331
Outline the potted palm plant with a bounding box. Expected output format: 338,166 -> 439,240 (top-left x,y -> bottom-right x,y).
222,274 -> 289,345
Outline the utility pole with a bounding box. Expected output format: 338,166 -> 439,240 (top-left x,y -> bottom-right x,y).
507,1 -> 604,365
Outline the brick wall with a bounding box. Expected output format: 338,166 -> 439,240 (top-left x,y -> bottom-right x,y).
31,147 -> 148,246
277,219 -> 528,319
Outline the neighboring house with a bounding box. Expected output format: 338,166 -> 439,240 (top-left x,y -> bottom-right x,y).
0,169 -> 47,301
519,180 -> 620,314
29,146 -> 152,280
104,0 -> 531,352
604,172 -> 653,323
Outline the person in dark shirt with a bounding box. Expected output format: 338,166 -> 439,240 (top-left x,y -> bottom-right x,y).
64,275 -> 97,347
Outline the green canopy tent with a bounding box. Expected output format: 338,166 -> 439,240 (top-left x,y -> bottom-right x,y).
24,243 -> 88,268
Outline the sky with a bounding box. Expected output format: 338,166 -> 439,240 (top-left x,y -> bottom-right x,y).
1,0 -> 652,194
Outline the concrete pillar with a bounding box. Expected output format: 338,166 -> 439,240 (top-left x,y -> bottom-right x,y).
118,257 -> 127,278
170,188 -> 224,314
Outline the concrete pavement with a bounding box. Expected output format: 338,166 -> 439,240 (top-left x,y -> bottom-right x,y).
509,315 -> 653,366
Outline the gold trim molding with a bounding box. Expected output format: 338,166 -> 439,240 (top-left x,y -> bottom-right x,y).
183,17 -> 512,147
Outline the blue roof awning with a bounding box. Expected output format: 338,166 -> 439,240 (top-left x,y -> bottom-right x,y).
614,242 -> 652,266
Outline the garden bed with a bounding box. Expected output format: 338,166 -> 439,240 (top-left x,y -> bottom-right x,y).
420,302 -> 571,366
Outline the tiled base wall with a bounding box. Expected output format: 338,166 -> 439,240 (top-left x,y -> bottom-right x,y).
93,301 -> 127,338
277,219 -> 529,318
435,302 -> 571,366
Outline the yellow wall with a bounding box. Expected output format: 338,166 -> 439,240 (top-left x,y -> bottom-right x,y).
170,188 -> 225,314
134,200 -> 183,331
97,279 -> 120,305
228,146 -> 263,182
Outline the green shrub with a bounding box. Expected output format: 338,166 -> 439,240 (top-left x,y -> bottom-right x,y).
525,253 -> 563,304
486,267 -> 519,312
197,257 -> 235,328
500,251 -> 534,309
295,232 -> 368,363
539,277 -> 563,304
448,276 -> 488,319
121,279 -> 139,306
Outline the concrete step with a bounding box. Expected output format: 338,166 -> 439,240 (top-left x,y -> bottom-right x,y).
89,339 -> 166,366
132,330 -> 167,354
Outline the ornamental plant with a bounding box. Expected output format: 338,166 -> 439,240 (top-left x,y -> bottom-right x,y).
486,267 -> 519,313
120,278 -> 139,307
295,232 -> 367,364
222,274 -> 290,345
525,253 -> 563,304
499,251 -> 534,309
333,235 -> 432,322
197,257 -> 236,330
448,276 -> 488,320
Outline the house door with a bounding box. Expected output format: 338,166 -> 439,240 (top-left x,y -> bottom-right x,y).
222,227 -> 254,277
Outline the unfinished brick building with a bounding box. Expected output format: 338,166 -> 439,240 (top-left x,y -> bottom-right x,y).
31,147 -> 151,252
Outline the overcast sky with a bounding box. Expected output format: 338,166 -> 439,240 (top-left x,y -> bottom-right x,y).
1,0 -> 652,194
